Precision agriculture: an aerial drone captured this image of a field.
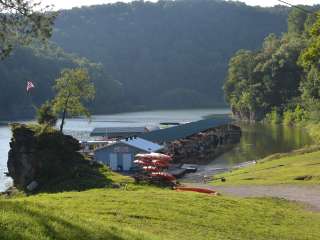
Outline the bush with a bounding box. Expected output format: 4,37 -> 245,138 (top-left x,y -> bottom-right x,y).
307,123 -> 320,144
283,110 -> 295,126
265,108 -> 282,124
36,101 -> 57,127
304,99 -> 320,121
283,105 -> 309,126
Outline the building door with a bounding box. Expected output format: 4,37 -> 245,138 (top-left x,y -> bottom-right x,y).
122,154 -> 132,171
109,153 -> 118,171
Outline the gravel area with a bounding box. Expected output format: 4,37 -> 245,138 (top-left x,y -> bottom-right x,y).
188,184 -> 320,212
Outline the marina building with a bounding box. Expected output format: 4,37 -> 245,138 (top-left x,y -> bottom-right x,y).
94,137 -> 163,171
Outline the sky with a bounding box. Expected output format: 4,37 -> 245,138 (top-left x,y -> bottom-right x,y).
41,0 -> 320,10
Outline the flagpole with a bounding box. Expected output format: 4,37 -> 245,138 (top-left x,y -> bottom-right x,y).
26,80 -> 37,112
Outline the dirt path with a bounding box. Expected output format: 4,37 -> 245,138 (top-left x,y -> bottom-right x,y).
187,184 -> 320,211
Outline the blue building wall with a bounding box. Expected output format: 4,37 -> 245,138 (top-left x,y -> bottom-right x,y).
95,142 -> 147,171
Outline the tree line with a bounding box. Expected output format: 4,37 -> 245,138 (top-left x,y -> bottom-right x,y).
0,0 -> 291,119
224,6 -> 320,125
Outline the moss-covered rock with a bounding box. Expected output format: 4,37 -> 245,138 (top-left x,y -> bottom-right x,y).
7,124 -> 83,192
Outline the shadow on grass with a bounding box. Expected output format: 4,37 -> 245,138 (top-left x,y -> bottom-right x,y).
36,161 -> 115,194
0,201 -> 128,240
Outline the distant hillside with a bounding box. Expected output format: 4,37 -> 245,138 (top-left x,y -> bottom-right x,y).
0,44 -> 122,120
52,0 -> 289,110
0,0 -> 289,120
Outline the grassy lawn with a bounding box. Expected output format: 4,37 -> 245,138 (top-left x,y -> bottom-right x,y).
211,148 -> 320,186
1,148 -> 320,240
1,186 -> 320,240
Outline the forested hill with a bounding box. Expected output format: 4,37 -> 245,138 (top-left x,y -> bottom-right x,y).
52,0 -> 289,110
0,0 -> 289,120
0,45 -> 123,120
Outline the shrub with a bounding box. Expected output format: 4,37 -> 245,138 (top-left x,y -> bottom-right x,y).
283,105 -> 309,126
265,108 -> 282,124
36,101 -> 57,127
307,123 -> 320,144
283,110 -> 295,126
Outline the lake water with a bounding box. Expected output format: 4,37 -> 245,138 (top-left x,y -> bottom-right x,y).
0,108 -> 314,191
0,125 -> 13,192
182,122 -> 314,182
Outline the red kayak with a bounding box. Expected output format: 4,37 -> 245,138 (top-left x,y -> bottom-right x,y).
133,160 -> 151,166
151,160 -> 169,168
175,187 -> 217,195
134,159 -> 168,167
136,153 -> 172,161
142,166 -> 160,172
151,172 -> 176,181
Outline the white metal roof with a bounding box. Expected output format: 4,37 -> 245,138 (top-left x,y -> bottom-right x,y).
120,137 -> 163,152
94,137 -> 163,153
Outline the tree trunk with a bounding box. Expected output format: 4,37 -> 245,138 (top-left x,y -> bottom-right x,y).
59,96 -> 70,132
59,108 -> 67,132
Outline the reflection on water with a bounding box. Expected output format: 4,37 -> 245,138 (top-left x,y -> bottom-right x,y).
222,123 -> 313,165
182,123 -> 314,182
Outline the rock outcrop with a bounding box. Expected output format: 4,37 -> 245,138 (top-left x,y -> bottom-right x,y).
7,124 -> 82,192
165,124 -> 241,164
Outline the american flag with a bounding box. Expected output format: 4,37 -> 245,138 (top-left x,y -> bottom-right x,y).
26,81 -> 35,92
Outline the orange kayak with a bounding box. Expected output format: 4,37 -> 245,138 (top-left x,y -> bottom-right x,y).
176,187 -> 217,195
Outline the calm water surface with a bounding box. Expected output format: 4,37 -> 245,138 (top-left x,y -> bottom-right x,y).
0,109 -> 314,191
183,122 -> 314,182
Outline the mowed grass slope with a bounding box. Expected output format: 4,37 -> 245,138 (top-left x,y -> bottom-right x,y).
212,148 -> 320,186
1,186 -> 320,240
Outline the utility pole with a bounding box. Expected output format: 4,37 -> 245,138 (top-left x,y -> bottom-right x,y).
276,0 -> 318,15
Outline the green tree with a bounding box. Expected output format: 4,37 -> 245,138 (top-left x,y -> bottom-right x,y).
0,0 -> 56,59
288,8 -> 308,35
299,14 -> 320,72
224,6 -> 320,123
36,101 -> 57,126
224,33 -> 306,121
298,12 -> 320,120
52,68 -> 95,132
224,50 -> 255,103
